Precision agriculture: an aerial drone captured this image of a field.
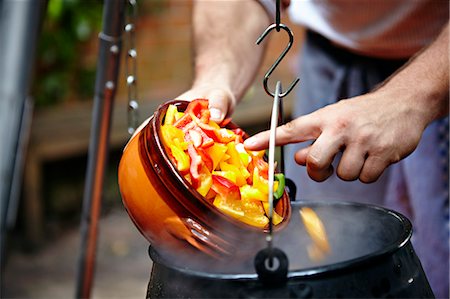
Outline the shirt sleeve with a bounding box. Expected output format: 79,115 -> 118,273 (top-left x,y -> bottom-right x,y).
256,0 -> 276,20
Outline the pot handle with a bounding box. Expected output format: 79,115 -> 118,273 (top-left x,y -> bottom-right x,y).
285,178 -> 297,201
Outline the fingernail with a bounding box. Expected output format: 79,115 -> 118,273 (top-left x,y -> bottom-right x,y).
210,108 -> 223,121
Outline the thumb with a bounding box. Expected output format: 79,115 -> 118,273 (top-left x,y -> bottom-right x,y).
207,88 -> 236,123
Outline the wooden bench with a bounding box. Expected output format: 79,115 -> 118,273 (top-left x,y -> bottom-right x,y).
23,92 -> 293,244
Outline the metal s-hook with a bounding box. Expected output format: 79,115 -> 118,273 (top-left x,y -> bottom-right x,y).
256,23 -> 299,98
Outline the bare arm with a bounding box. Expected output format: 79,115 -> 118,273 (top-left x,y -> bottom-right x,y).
245,22 -> 449,183
379,23 -> 449,122
177,0 -> 270,122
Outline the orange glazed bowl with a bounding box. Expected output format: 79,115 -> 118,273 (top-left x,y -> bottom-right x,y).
118,100 -> 291,260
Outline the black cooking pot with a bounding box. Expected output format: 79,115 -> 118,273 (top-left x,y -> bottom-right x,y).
146,201 -> 434,298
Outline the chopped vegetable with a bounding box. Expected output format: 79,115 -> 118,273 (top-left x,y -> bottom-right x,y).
274,174 -> 285,200
299,207 -> 331,261
164,104 -> 178,126
205,143 -> 228,169
160,99 -> 286,228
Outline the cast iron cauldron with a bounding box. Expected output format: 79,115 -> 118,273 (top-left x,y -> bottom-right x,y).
118,100 -> 291,260
146,201 -> 434,298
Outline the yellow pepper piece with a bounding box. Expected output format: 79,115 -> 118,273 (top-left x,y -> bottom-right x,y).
196,167 -> 212,197
226,142 -> 242,167
214,194 -> 269,228
253,167 -> 268,194
240,212 -> 269,228
205,143 -> 228,170
252,167 -> 279,195
249,149 -> 266,158
169,144 -> 190,173
161,124 -> 187,150
164,104 -> 179,126
273,181 -> 279,193
213,194 -> 244,219
235,143 -> 251,167
218,128 -> 236,142
212,170 -> 237,185
299,207 -> 330,254
241,200 -> 269,228
174,111 -> 184,121
207,120 -> 221,130
219,154 -> 230,164
240,166 -> 251,180
262,202 -> 283,225
239,153 -> 251,167
240,185 -> 265,202
219,161 -> 246,187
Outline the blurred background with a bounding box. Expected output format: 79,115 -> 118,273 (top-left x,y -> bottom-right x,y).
1,0 -> 303,298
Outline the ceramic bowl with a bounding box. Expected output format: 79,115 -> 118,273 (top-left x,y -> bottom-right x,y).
118,100 -> 291,259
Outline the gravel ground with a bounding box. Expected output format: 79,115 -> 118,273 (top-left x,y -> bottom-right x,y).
3,208 -> 151,299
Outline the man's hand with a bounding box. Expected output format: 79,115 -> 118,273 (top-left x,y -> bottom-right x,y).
245,22 -> 448,183
176,85 -> 236,123
176,0 -> 270,123
244,89 -> 429,183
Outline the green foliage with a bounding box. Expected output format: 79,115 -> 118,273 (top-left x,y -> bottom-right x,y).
33,0 -> 103,107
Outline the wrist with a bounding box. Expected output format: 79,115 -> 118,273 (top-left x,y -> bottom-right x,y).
377,75 -> 447,130
392,71 -> 447,122
192,56 -> 250,103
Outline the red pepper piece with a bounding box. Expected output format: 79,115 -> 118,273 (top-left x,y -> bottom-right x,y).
187,144 -> 202,188
194,127 -> 214,148
185,99 -> 210,123
194,119 -> 217,134
219,117 -> 232,127
187,129 -> 203,148
247,156 -> 269,183
232,128 -> 246,143
215,128 -> 236,144
192,120 -> 235,144
187,143 -> 214,188
196,147 -> 214,172
253,156 -> 269,179
174,112 -> 193,130
211,175 -> 241,201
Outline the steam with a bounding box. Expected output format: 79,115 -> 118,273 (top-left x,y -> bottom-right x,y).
151,202 -> 407,275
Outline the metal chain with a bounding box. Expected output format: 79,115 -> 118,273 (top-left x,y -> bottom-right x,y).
125,0 -> 139,135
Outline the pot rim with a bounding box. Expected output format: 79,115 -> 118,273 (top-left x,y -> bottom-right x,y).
148,201 -> 413,280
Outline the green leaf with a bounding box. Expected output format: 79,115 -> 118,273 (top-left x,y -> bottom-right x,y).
47,0 -> 63,19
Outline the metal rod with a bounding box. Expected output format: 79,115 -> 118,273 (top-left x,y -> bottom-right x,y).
267,81 -> 282,246
75,1 -> 126,298
0,0 -> 46,269
278,98 -> 285,174
7,96 -> 34,228
275,0 -> 280,31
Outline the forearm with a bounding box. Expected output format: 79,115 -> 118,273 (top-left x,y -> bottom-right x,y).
192,0 -> 270,102
379,22 -> 449,127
